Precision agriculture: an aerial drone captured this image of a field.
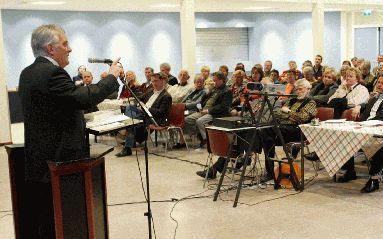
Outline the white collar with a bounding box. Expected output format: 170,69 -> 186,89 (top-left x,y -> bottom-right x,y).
43,56 -> 59,67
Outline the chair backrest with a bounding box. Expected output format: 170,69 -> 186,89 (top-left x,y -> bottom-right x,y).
316,107 -> 334,121
341,108 -> 354,121
167,103 -> 186,127
206,128 -> 231,157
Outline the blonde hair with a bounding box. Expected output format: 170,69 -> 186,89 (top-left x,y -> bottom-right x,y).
323,67 -> 337,81
200,65 -> 210,72
346,67 -> 362,81
126,71 -> 140,86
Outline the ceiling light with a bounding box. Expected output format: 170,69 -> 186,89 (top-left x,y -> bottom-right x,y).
29,1 -> 66,5
151,4 -> 179,8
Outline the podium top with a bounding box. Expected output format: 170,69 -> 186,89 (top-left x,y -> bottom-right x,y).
47,143 -> 114,166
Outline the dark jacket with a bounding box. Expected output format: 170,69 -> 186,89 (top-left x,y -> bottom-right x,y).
359,95 -> 383,121
168,74 -> 178,86
182,88 -> 206,112
309,82 -> 338,106
18,57 -> 119,182
201,85 -> 232,118
140,89 -> 172,126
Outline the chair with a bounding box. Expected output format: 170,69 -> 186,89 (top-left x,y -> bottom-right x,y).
341,108 -> 356,121
287,107 -> 335,176
148,103 -> 189,153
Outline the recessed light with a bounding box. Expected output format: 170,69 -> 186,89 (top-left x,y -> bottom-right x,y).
29,1 -> 66,5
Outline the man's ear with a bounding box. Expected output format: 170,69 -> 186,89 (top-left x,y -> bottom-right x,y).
46,44 -> 54,56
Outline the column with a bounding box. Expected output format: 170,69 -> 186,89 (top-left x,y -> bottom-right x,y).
341,11 -> 355,61
0,10 -> 12,145
180,0 -> 197,80
312,2 -> 325,59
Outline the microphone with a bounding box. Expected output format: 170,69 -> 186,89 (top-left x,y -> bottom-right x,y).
88,58 -> 113,65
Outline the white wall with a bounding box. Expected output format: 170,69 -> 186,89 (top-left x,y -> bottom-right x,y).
195,12 -> 341,72
354,27 -> 378,65
1,10 -> 182,88
2,10 -> 342,87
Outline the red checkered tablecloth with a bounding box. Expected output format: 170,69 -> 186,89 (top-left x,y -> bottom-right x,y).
299,122 -> 383,177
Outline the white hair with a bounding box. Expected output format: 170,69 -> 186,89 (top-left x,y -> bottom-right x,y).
31,24 -> 66,58
295,78 -> 312,89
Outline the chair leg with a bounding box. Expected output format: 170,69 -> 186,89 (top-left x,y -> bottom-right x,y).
178,128 -> 189,152
203,154 -> 213,188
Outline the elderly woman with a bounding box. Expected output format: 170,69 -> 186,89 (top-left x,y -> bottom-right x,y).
328,67 -> 369,119
181,74 -> 206,114
359,60 -> 375,92
308,67 -> 338,106
119,70 -> 141,99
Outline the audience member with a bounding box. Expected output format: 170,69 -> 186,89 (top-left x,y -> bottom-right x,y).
184,71 -> 232,147
73,65 -> 86,86
342,60 -> 352,67
160,62 -> 178,85
308,67 -> 338,106
167,69 -> 193,103
182,74 -> 206,114
264,60 -> 273,77
279,60 -> 301,83
269,69 -> 279,83
351,57 -> 358,68
119,71 -> 141,99
328,67 -> 369,119
313,54 -> 323,80
140,67 -> 154,94
333,76 -> 383,193
372,54 -> 383,76
360,60 -> 375,92
301,66 -> 316,85
200,65 -> 213,89
116,72 -> 172,157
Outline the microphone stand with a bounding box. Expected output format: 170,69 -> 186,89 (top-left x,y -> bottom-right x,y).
118,74 -> 156,239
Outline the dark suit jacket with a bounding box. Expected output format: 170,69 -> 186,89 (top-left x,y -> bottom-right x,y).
359,95 -> 383,121
201,85 -> 232,118
18,56 -> 119,182
140,89 -> 172,126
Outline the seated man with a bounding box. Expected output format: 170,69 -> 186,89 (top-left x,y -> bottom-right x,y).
328,67 -> 369,119
115,72 -> 172,157
184,71 -> 232,147
140,67 -> 154,94
197,79 -> 316,180
167,69 -> 193,103
308,67 -> 338,106
258,79 -> 316,180
335,76 -> 383,193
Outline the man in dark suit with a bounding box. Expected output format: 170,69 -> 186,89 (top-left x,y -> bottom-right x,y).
18,24 -> 121,238
337,75 -> 383,193
116,72 -> 172,157
184,71 -> 232,147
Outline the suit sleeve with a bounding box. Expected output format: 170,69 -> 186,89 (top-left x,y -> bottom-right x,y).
149,94 -> 172,119
48,67 -> 119,110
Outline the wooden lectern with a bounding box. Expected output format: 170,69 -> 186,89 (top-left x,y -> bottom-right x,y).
5,143 -> 113,239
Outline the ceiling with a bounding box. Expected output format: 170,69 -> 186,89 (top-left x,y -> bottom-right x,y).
1,0 -> 383,13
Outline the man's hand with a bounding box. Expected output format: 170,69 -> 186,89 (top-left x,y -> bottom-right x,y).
351,106 -> 361,120
201,109 -> 209,115
281,106 -> 291,113
108,57 -> 121,79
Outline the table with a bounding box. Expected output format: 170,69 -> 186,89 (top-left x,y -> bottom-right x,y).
299,121 -> 383,177
206,125 -> 258,207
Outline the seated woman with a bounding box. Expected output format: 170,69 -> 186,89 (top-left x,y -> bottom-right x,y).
172,75 -> 206,149
119,70 -> 142,99
230,70 -> 246,116
308,67 -> 338,106
328,67 -> 369,119
196,79 -> 316,181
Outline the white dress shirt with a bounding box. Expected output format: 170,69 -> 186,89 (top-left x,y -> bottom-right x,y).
368,94 -> 383,120
145,89 -> 164,109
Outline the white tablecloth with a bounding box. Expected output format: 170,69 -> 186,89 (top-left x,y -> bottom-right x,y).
299,121 -> 383,177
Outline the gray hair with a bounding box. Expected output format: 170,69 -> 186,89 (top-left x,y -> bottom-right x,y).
194,74 -> 204,83
302,66 -> 314,75
295,78 -> 312,89
31,24 -> 65,58
160,62 -> 171,70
